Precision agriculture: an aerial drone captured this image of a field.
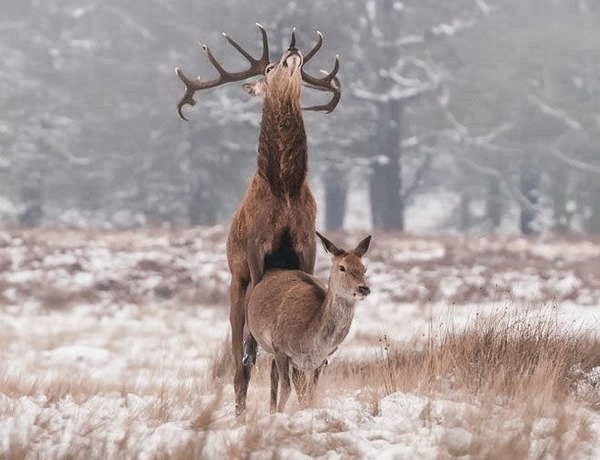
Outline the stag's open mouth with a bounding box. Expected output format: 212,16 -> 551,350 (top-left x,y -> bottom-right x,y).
284,52 -> 303,73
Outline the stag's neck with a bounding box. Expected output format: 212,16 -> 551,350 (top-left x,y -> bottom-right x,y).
257,93 -> 308,198
314,285 -> 355,348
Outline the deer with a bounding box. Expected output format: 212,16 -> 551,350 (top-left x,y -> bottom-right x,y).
175,25 -> 341,415
247,232 -> 372,413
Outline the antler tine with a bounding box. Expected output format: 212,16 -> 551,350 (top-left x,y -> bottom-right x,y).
175,24 -> 270,120
221,32 -> 254,63
175,67 -> 199,121
201,43 -> 229,77
303,30 -> 323,64
301,55 -> 341,113
256,23 -> 270,65
303,76 -> 341,113
289,27 -> 297,49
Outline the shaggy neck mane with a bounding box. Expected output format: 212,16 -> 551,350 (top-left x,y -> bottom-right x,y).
257,77 -> 307,198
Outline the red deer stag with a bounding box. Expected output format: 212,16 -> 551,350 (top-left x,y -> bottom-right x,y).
247,232 -> 371,412
175,25 -> 341,415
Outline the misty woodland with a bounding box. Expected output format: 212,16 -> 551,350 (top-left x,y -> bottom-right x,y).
2,1 -> 600,459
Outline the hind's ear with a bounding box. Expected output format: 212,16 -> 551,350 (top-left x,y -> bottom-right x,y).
316,231 -> 344,256
353,235 -> 372,257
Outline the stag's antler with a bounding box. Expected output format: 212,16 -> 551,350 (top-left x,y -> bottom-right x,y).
301,31 -> 341,113
175,23 -> 270,120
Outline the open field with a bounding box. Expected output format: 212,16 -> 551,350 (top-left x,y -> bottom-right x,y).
1,227 -> 600,458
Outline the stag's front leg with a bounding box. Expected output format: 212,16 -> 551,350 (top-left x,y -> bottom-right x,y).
230,277 -> 250,416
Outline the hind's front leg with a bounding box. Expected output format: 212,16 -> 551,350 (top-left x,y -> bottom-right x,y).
270,358 -> 279,414
291,366 -> 308,406
275,354 -> 291,412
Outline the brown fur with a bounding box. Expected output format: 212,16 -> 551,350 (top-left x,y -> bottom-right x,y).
226,51 -> 317,415
247,233 -> 372,412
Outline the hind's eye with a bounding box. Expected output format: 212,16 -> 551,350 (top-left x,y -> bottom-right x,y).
339,266 -> 346,272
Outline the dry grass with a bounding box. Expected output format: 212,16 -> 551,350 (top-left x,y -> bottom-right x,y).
2,314 -> 599,458
313,314 -> 600,459
326,314 -> 600,405
214,314 -> 600,459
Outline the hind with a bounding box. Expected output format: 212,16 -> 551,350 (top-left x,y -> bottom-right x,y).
243,229 -> 300,366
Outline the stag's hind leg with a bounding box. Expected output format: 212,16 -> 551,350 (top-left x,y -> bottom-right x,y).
230,277 -> 251,416
242,244 -> 265,367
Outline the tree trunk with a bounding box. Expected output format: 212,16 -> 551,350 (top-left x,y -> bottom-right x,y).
519,160 -> 539,235
369,100 -> 404,230
19,175 -> 43,227
323,166 -> 348,231
459,192 -> 471,232
486,176 -> 502,230
585,180 -> 600,234
189,181 -> 217,226
550,163 -> 569,233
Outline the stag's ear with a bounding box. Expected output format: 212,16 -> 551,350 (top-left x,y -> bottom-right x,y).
316,231 -> 344,256
353,235 -> 372,257
242,79 -> 265,96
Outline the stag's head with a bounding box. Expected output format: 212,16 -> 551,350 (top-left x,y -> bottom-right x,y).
316,232 -> 372,301
175,24 -> 341,120
241,31 -> 304,102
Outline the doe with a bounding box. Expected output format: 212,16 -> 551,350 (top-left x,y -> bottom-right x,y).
247,232 -> 372,412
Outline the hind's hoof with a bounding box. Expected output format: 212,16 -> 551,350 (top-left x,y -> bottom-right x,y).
242,353 -> 256,367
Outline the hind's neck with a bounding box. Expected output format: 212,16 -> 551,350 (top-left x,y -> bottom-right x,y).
315,287 -> 355,348
257,91 -> 307,198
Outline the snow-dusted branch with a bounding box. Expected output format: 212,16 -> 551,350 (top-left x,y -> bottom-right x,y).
549,147 -> 600,175
528,95 -> 582,131
459,156 -> 537,211
352,57 -> 443,103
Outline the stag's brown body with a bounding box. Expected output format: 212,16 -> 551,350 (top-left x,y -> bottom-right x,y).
227,59 -> 318,414
175,25 -> 340,415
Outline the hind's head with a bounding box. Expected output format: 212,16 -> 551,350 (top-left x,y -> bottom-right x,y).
316,231 -> 372,301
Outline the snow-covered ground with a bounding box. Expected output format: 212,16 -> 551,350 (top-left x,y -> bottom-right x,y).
1,227 -> 600,458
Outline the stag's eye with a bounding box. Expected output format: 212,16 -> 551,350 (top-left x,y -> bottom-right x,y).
339,265 -> 346,272
265,64 -> 275,74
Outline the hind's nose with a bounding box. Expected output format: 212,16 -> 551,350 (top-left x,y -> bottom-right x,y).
357,285 -> 371,296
